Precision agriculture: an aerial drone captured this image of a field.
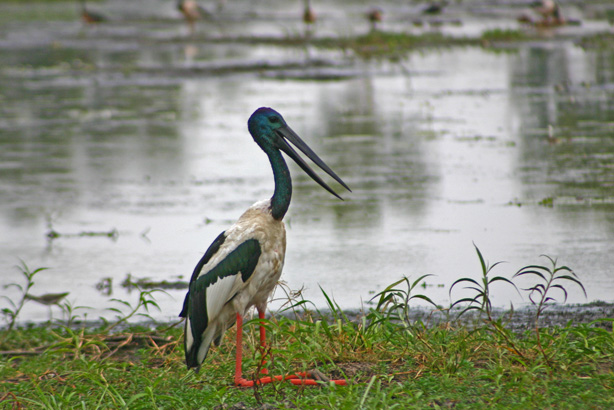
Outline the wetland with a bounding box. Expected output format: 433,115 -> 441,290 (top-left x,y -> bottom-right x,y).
1,0 -> 614,325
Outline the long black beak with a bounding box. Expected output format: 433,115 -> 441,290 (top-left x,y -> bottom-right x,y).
275,125 -> 351,200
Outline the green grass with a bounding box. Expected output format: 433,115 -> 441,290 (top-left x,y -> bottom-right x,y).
330,31 -> 473,59
579,32 -> 614,50
202,30 -> 496,60
481,28 -> 528,43
243,28 -> 537,58
1,315 -> 613,409
1,250 -> 613,409
205,30 -> 477,60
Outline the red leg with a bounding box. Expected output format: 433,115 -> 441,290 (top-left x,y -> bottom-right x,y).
234,314 -> 249,386
235,312 -> 279,387
258,309 -> 267,348
257,308 -> 268,374
233,311 -> 347,387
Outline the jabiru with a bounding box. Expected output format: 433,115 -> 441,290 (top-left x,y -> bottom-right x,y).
180,107 -> 350,386
177,0 -> 211,34
78,0 -> 106,24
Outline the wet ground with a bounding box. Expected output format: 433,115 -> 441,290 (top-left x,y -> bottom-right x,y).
1,0 -> 614,324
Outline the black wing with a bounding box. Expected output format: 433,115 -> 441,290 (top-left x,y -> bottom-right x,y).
183,238 -> 262,368
179,231 -> 226,318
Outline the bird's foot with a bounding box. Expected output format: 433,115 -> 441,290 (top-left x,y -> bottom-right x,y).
234,374 -> 295,387
288,370 -> 347,386
234,370 -> 347,387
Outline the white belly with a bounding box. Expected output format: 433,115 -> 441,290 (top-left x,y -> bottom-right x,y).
226,199 -> 286,314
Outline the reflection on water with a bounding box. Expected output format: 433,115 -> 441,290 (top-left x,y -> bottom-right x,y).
1,0 -> 614,323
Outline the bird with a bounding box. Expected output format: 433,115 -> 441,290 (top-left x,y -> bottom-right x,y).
78,0 -> 106,24
179,107 -> 351,387
533,0 -> 566,25
534,0 -> 556,19
518,0 -> 568,27
367,8 -> 383,31
177,0 -> 211,34
422,1 -> 447,15
303,0 -> 316,25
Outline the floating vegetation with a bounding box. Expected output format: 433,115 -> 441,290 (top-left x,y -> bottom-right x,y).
578,32 -> 614,50
121,273 -> 188,291
95,277 -> 113,296
188,31 -> 478,59
539,197 -> 555,207
224,28 -> 543,59
320,31 -> 476,59
480,28 -> 528,44
46,227 -> 119,240
24,292 -> 69,306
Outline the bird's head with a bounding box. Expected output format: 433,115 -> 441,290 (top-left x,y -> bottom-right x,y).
247,107 -> 287,147
247,107 -> 351,199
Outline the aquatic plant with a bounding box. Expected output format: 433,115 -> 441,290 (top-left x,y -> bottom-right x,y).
481,28 -> 527,43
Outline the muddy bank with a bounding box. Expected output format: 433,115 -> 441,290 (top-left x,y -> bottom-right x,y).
5,302 -> 613,333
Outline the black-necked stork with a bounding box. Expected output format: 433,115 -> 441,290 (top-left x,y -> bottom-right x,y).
177,0 -> 211,34
422,1 -> 447,15
180,107 -> 350,387
533,0 -> 566,25
367,8 -> 383,31
303,0 -> 316,25
78,0 -> 106,24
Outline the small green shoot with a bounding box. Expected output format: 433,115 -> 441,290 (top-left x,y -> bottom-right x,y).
103,288 -> 167,332
369,275 -> 437,336
1,261 -> 48,338
450,245 -> 524,358
450,245 -> 517,321
514,255 -> 587,366
514,255 -> 586,320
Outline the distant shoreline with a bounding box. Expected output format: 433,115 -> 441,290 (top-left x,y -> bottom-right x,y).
328,302 -> 614,332
6,302 -> 613,332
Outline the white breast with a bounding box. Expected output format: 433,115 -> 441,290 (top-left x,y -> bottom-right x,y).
230,200 -> 287,313
197,199 -> 287,317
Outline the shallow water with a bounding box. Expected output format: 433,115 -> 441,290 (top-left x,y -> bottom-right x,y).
1,0 -> 614,323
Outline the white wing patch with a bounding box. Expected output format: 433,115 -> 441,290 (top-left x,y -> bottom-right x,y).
185,317 -> 194,352
197,322 -> 218,364
206,274 -> 242,321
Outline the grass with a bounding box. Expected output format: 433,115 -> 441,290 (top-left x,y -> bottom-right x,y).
1,248 -> 613,409
481,28 -> 528,43
579,32 -> 614,50
201,29 -> 532,61
330,31 -> 473,59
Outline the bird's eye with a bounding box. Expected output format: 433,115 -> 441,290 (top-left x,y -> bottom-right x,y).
269,116 -> 280,123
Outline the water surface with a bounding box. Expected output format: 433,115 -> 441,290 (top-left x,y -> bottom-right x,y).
1,0 -> 614,323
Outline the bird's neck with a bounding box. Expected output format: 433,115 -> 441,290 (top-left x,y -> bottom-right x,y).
268,150 -> 292,220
